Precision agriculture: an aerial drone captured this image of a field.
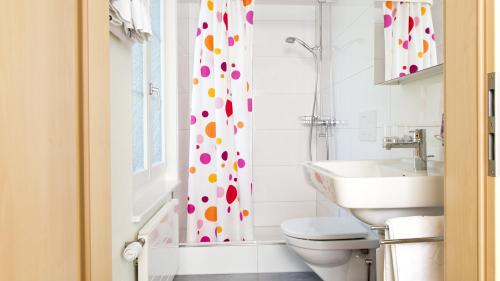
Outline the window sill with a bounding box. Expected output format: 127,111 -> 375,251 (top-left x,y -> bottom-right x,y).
132,177 -> 180,224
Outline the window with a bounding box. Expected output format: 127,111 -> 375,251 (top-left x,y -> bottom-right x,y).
132,0 -> 165,185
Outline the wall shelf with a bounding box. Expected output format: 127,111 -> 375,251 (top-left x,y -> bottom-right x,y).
377,64 -> 444,86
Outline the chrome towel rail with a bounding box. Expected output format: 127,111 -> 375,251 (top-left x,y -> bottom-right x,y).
370,225 -> 444,245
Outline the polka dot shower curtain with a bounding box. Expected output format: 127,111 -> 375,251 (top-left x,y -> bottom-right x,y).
186,0 -> 255,243
383,0 -> 437,80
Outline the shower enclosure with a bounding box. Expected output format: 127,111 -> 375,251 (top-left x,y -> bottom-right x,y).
176,0 -> 338,249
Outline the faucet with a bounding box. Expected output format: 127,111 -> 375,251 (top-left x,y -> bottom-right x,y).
383,129 -> 428,170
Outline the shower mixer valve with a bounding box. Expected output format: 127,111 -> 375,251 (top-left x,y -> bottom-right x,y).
299,115 -> 344,137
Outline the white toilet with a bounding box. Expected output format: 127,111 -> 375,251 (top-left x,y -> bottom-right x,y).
281,217 -> 380,281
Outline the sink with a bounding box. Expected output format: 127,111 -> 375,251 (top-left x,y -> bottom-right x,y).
303,159 -> 444,225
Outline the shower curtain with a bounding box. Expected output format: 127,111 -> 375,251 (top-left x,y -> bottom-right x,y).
383,0 -> 437,80
186,0 -> 255,243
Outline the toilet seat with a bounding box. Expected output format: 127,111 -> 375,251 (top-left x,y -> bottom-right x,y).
281,217 -> 368,241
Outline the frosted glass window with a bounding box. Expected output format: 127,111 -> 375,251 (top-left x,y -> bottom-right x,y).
132,44 -> 146,173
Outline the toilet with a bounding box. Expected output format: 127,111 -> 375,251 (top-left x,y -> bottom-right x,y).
281,217 -> 380,281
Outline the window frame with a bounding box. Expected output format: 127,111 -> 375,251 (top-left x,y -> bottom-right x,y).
132,0 -> 169,188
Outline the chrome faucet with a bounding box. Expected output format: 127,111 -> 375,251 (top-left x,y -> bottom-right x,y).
383,129 -> 428,170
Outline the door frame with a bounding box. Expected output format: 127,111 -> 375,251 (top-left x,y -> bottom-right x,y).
444,0 -> 494,280
82,0 -> 499,280
81,0 -> 111,280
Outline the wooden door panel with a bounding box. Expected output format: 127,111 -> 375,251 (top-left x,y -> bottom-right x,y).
0,1 -> 83,280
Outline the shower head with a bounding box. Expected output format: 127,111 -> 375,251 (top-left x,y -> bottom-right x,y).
285,37 -> 320,54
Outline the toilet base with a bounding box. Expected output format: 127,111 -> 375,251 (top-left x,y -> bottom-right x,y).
306,250 -> 377,281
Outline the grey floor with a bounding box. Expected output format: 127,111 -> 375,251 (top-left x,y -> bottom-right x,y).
173,272 -> 322,281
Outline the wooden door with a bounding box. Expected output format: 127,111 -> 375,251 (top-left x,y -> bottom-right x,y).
445,0 -> 494,280
0,1 -> 110,280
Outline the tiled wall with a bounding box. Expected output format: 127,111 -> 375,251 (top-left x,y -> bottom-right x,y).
317,0 -> 444,216
176,2 -> 321,239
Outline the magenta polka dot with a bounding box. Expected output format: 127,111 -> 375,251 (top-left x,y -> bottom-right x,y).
200,153 -> 211,164
425,27 -> 430,34
228,37 -> 235,46
201,66 -> 211,77
196,28 -> 201,36
202,22 -> 208,29
221,62 -> 227,72
384,14 -> 392,28
190,115 -> 197,125
221,151 -> 228,161
200,236 -> 211,243
402,40 -> 409,49
187,204 -> 195,214
202,110 -> 209,117
246,11 -> 254,24
202,196 -> 209,203
231,70 -> 241,80
238,159 -> 246,168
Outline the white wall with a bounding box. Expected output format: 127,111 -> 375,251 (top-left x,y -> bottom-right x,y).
317,0 -> 444,216
176,3 -> 321,240
110,35 -> 141,281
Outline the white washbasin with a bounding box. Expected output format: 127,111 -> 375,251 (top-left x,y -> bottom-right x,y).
303,159 -> 444,225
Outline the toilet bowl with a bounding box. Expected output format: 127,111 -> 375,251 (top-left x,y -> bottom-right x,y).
281,217 -> 380,281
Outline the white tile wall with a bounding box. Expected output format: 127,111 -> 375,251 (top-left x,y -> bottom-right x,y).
317,1 -> 444,217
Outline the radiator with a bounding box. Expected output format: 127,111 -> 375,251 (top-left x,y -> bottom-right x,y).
138,199 -> 179,281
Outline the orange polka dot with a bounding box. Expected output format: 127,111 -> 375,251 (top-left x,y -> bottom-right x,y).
398,39 -> 403,45
385,1 -> 392,9
233,162 -> 238,172
220,74 -> 225,78
215,48 -> 221,55
207,0 -> 214,11
423,40 -> 429,53
242,210 -> 249,217
421,6 -> 426,16
243,0 -> 252,6
237,121 -> 244,128
189,167 -> 196,174
208,88 -> 216,97
246,82 -> 250,92
205,35 -> 214,52
193,78 -> 199,85
216,226 -> 223,233
221,163 -> 226,168
205,122 -> 216,138
216,137 -> 222,144
205,206 -> 217,222
234,35 -> 240,42
208,173 -> 217,183
418,51 -> 424,58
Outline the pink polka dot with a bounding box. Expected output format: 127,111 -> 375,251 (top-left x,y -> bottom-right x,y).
215,97 -> 224,109
231,70 -> 241,80
228,37 -> 235,46
196,134 -> 204,144
402,40 -> 409,49
217,12 -> 223,22
200,153 -> 211,164
187,204 -> 195,214
217,187 -> 225,198
197,220 -> 203,229
238,159 -> 246,168
196,28 -> 201,37
190,115 -> 196,125
201,66 -> 210,77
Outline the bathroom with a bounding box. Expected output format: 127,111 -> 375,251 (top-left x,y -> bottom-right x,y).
1,0 -> 494,281
111,0 -> 445,280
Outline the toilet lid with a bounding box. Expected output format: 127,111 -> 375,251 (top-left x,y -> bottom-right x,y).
281,217 -> 368,240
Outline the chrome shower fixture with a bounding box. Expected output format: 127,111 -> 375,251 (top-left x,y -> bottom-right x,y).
285,37 -> 321,55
